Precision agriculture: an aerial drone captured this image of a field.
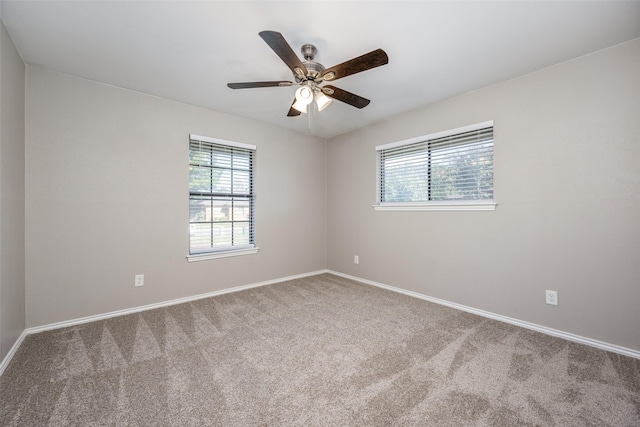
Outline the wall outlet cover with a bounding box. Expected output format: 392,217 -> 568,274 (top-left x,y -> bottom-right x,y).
545,290 -> 558,305
135,274 -> 144,287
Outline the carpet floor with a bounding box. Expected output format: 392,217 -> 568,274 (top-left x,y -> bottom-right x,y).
1,273 -> 638,426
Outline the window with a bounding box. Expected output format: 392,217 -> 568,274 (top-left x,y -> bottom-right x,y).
375,121 -> 495,211
188,135 -> 257,261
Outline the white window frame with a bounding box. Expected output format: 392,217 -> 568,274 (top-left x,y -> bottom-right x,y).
187,134 -> 259,262
374,121 -> 496,211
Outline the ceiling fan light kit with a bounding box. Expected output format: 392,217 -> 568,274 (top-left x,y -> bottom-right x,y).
227,31 -> 388,116
291,82 -> 333,113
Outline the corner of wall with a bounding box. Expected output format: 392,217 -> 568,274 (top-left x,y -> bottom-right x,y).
0,18 -> 27,366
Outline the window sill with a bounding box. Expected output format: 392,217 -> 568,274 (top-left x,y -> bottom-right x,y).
187,246 -> 260,262
373,201 -> 496,211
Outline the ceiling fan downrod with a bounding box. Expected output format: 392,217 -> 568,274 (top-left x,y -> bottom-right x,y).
301,44 -> 317,61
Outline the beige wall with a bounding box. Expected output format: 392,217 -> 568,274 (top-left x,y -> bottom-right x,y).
21,37 -> 640,352
25,67 -> 327,327
0,21 -> 26,360
327,39 -> 640,351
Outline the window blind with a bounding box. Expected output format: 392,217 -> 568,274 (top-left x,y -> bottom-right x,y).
378,125 -> 493,204
189,135 -> 256,255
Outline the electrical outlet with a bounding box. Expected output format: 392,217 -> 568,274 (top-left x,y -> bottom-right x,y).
354,255 -> 359,264
135,274 -> 144,287
545,290 -> 558,306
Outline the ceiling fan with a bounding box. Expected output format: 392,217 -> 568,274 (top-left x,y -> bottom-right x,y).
227,31 -> 389,116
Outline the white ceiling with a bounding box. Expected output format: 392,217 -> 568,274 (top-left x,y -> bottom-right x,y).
1,1 -> 639,138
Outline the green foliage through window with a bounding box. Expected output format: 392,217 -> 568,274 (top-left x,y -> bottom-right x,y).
378,126 -> 493,203
189,136 -> 255,254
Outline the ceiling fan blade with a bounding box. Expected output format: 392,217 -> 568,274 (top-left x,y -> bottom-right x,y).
321,85 -> 370,109
259,31 -> 308,79
227,81 -> 293,89
287,97 -> 302,117
321,49 -> 388,81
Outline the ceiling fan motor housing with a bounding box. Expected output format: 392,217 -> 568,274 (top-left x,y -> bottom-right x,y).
294,44 -> 325,82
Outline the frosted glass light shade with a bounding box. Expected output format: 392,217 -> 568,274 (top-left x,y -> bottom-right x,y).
292,86 -> 314,113
315,92 -> 332,111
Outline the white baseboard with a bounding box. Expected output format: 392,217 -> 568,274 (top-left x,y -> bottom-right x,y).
26,269 -> 329,335
0,269 -> 327,375
2,267 -> 637,377
0,329 -> 28,377
328,270 -> 640,360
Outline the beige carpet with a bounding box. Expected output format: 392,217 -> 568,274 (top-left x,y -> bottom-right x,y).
1,273 -> 638,426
